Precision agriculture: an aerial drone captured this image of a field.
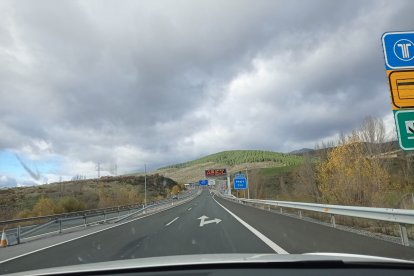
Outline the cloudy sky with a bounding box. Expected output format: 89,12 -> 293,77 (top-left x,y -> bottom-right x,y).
0,0 -> 412,187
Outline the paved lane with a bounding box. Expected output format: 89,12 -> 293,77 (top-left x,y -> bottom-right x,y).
214,195 -> 414,260
3,188 -> 414,275
0,190 -> 274,274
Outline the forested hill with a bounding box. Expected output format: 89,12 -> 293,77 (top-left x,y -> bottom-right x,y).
160,150 -> 302,169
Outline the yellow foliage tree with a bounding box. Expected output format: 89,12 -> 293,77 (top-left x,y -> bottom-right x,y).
32,196 -> 57,216
171,185 -> 181,195
317,134 -> 390,206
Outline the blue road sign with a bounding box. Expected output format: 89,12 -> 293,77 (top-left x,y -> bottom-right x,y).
382,31 -> 414,69
199,179 -> 208,186
233,174 -> 247,190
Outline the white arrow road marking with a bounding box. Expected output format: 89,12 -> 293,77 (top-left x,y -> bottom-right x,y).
187,207 -> 192,211
198,215 -> 222,227
166,217 -> 179,226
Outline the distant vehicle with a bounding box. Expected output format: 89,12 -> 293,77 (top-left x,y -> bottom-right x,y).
172,195 -> 178,200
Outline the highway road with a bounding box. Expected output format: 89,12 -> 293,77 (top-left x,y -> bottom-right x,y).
1,189 -> 414,274
4,190 -> 195,245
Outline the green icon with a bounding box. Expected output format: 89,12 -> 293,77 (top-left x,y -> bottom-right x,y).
394,110 -> 414,150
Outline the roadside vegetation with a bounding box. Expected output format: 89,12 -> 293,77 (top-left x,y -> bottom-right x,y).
161,150 -> 303,169
244,116 -> 414,239
242,117 -> 414,209
0,174 -> 180,220
291,117 -> 413,209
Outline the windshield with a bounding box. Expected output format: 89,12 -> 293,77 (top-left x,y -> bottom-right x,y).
1,0 -> 414,274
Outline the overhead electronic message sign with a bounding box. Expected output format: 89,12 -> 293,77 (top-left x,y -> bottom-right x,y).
205,169 -> 227,177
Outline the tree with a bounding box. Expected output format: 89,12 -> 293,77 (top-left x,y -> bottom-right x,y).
171,185 -> 181,195
293,155 -> 321,202
359,116 -> 385,144
358,116 -> 388,157
317,134 -> 390,206
315,139 -> 336,161
32,196 -> 57,216
57,197 -> 85,213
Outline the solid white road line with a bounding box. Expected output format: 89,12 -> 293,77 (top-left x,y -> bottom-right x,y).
213,196 -> 289,254
165,217 -> 179,226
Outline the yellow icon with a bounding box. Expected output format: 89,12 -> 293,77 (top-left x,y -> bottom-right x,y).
388,70 -> 414,109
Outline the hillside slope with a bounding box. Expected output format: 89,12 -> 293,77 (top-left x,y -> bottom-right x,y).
154,150 -> 303,184
0,174 -> 178,221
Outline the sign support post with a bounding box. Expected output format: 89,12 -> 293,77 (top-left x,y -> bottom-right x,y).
245,168 -> 250,199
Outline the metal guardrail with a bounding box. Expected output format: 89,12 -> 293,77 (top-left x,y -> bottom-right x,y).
218,193 -> 414,246
1,189 -> 200,246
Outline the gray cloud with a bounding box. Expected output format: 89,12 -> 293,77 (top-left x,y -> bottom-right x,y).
0,0 -> 413,175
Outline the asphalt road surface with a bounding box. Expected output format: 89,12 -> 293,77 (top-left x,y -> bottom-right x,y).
1,189 -> 414,274
5,190 -> 195,245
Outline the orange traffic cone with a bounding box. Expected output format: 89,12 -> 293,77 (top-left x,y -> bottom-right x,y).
0,229 -> 8,247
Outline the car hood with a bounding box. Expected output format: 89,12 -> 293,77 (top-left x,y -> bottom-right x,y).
5,253 -> 414,276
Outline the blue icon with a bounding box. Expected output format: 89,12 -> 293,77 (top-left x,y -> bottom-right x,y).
199,179 -> 208,186
233,174 -> 247,190
382,32 -> 414,69
394,39 -> 414,61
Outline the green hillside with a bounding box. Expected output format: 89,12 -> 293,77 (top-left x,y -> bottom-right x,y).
161,150 -> 303,169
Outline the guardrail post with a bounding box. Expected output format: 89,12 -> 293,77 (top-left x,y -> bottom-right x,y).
280,207 -> 283,214
399,224 -> 410,246
268,205 -> 271,211
17,225 -> 21,244
104,211 -> 107,223
330,214 -> 336,228
59,219 -> 62,233
299,210 -> 302,219
117,206 -> 120,218
83,216 -> 87,227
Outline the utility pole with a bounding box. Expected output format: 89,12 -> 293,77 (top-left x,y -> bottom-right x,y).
110,163 -> 118,176
59,176 -> 63,197
96,162 -> 101,178
144,164 -> 147,207
227,174 -> 231,196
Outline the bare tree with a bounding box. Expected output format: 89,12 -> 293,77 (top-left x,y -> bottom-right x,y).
358,116 -> 388,156
294,154 -> 321,202
315,139 -> 336,161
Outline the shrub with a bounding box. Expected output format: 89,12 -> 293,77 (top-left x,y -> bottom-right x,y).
32,196 -> 57,216
57,196 -> 86,213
